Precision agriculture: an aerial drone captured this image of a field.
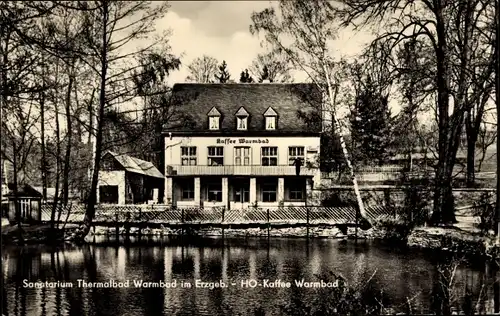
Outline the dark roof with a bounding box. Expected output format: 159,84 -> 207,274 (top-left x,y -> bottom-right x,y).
4,183 -> 43,198
104,151 -> 164,178
164,83 -> 323,134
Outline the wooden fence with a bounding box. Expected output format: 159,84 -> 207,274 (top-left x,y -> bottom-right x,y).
40,204 -> 394,225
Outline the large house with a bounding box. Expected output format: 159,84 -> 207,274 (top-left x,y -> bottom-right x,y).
163,83 -> 324,209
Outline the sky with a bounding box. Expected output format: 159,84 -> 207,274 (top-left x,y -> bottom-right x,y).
160,1 -> 373,85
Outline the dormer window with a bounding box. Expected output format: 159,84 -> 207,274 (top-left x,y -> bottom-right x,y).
207,107 -> 221,130
265,117 -> 276,130
237,117 -> 247,130
263,107 -> 278,130
235,106 -> 249,131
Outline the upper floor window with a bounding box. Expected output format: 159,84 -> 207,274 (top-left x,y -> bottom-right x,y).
208,146 -> 224,166
237,117 -> 248,130
265,116 -> 276,130
235,147 -> 251,166
235,106 -> 249,131
209,116 -> 220,130
207,106 -> 221,130
264,107 -> 277,130
288,146 -> 305,165
181,146 -> 197,166
261,147 -> 278,166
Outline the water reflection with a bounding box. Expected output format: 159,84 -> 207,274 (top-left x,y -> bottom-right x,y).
2,237 -> 499,316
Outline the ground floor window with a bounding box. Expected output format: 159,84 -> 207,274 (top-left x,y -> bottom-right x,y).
207,182 -> 222,202
287,179 -> 305,201
262,183 -> 277,202
233,182 -> 250,202
100,185 -> 119,204
180,179 -> 194,200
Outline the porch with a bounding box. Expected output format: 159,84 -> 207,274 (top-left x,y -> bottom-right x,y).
166,176 -> 313,209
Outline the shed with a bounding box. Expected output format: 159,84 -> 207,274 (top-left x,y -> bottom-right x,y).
98,151 -> 164,204
4,183 -> 42,223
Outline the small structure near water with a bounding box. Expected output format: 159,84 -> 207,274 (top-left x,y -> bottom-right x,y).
3,183 -> 42,224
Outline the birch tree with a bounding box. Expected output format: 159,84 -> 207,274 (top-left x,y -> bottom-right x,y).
250,0 -> 368,221
185,55 -> 218,83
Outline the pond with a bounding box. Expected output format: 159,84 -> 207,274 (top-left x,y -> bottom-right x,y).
2,236 -> 500,316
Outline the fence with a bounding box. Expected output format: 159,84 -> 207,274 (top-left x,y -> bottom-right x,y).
40,204 -> 394,225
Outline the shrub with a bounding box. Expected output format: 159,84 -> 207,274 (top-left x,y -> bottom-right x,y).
372,215 -> 412,243
471,192 -> 496,235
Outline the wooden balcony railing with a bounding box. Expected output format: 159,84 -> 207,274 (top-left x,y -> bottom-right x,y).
165,165 -> 317,176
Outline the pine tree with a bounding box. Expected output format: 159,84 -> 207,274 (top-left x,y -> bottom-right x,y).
259,65 -> 270,82
349,76 -> 393,166
215,60 -> 231,83
239,69 -> 254,83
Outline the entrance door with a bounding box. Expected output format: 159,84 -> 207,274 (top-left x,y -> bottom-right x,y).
233,181 -> 249,209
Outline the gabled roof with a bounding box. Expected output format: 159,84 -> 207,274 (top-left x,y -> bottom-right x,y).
4,183 -> 42,198
263,107 -> 278,116
235,106 -> 249,117
207,106 -> 221,116
104,151 -> 164,179
164,83 -> 322,133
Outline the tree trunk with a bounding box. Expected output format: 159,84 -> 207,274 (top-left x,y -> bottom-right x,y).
76,1 -> 109,241
466,132 -> 477,187
40,72 -> 47,203
62,70 -> 74,206
431,6 -> 457,225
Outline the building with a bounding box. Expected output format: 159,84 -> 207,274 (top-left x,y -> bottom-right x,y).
4,183 -> 42,223
97,151 -> 164,204
163,83 -> 324,209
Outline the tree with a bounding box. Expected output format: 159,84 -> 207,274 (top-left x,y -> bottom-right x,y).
349,74 -> 393,165
239,69 -> 254,83
185,55 -> 218,83
250,0 -> 369,222
249,51 -> 293,83
54,0 -> 177,240
338,0 -> 497,224
215,60 -> 231,83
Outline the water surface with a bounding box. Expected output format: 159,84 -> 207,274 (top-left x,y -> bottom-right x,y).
2,237 -> 499,315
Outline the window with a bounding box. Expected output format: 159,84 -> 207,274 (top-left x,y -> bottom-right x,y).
181,147 -> 197,166
209,116 -> 219,130
262,183 -> 277,202
288,146 -> 305,165
181,180 -> 194,200
99,185 -> 119,204
288,180 -> 305,201
207,182 -> 222,202
207,146 -> 224,165
235,147 -> 251,166
237,117 -> 247,130
266,116 -> 276,130
261,147 -> 278,166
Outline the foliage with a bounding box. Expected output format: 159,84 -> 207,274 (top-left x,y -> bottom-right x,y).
249,51 -> 293,83
349,74 -> 393,166
239,69 -> 254,83
215,60 -> 231,83
471,192 -> 496,235
372,215 -> 412,243
185,55 -> 219,83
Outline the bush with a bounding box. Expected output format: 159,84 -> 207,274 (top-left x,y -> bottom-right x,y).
471,192 -> 496,235
373,215 -> 412,243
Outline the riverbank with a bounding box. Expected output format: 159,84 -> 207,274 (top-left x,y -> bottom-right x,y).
1,223 -> 80,245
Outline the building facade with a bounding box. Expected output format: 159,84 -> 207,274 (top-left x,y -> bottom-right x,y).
163,83 -> 324,209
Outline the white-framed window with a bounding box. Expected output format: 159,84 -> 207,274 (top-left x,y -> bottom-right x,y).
237,117 -> 248,130
181,146 -> 197,166
207,182 -> 222,202
265,116 -> 276,130
262,183 -> 277,202
235,147 -> 251,166
288,179 -> 305,201
261,147 -> 278,166
208,146 -> 224,165
209,116 -> 220,130
288,146 -> 305,165
181,180 -> 194,200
